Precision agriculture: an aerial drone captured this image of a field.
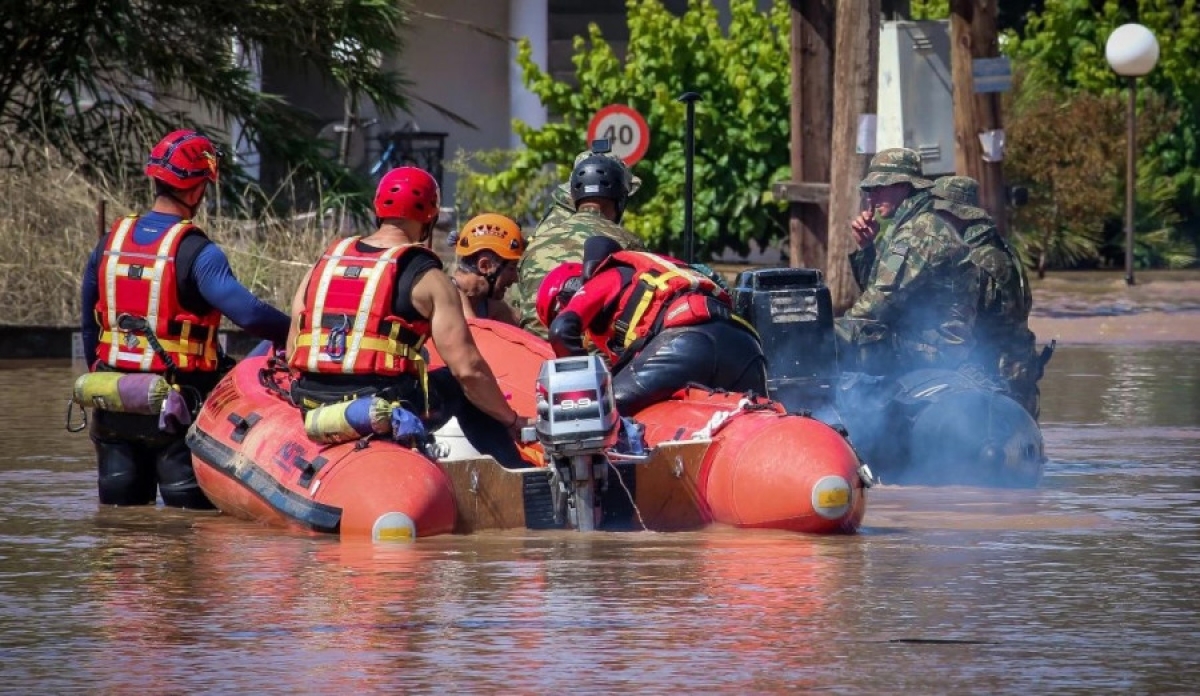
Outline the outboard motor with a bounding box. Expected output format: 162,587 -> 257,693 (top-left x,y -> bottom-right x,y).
733,268 -> 838,417
534,355 -> 621,531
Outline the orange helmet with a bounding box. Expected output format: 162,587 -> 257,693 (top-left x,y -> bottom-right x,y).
455,213 -> 526,261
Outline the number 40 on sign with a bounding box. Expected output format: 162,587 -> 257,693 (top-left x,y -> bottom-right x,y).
586,104 -> 651,166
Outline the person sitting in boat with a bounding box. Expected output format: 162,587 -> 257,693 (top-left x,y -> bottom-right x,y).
448,213 -> 526,325
931,175 -> 1045,417
836,147 -> 979,377
513,144 -> 646,338
79,129 -> 291,509
537,236 -> 768,416
286,167 -> 533,468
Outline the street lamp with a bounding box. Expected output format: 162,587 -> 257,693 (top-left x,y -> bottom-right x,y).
1105,23 -> 1159,286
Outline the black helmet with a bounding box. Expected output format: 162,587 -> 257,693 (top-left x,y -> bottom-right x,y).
569,155 -> 629,221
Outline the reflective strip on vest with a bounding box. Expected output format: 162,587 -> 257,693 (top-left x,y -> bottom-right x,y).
101,216 -> 137,366
149,224 -> 192,368
305,238 -> 407,374
305,238 -> 354,372
345,245 -> 406,371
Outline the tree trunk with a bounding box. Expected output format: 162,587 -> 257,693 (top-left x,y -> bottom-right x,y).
787,0 -> 835,269
950,0 -> 1007,235
826,0 -> 880,312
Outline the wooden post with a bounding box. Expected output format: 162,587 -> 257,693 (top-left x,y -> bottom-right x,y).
950,0 -> 1007,235
783,0 -> 834,269
96,199 -> 106,237
826,0 -> 880,313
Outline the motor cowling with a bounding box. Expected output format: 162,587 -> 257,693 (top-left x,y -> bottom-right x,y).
733,268 -> 838,413
534,355 -> 620,457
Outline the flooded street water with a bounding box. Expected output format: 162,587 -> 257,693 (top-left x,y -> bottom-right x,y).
1,345 -> 1197,693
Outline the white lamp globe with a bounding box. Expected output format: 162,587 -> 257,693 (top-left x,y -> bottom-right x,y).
1106,23 -> 1160,77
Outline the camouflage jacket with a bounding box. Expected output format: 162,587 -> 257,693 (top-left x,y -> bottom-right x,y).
835,191 -> 979,375
935,203 -> 1038,400
512,207 -> 645,337
528,184 -> 575,244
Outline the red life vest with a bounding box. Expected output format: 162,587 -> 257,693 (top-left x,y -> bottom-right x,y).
587,251 -> 741,363
290,237 -> 435,388
95,215 -> 222,374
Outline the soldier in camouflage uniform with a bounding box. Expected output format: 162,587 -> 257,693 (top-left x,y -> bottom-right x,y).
513,153 -> 645,337
835,148 -> 979,376
932,176 -> 1041,417
508,147 -> 641,335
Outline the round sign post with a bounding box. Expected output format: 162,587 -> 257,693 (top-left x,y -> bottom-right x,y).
586,104 -> 650,166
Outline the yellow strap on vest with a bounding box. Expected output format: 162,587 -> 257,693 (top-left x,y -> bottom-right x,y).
97,331 -> 217,358
620,266 -> 698,349
294,332 -> 430,415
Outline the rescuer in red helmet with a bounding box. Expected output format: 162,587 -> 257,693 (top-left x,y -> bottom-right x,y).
286,167 -> 533,468
78,129 -> 291,509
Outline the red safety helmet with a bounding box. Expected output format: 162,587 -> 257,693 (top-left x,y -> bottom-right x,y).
145,130 -> 221,189
375,167 -> 440,224
535,262 -> 584,328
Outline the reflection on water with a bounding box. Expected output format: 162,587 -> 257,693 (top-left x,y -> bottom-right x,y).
1,349 -> 1198,692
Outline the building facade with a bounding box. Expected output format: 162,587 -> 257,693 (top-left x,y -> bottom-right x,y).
248,0 -> 781,205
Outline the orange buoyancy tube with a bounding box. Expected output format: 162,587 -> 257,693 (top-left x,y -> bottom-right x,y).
290,237 -> 435,389
95,214 -> 222,373
588,250 -> 738,362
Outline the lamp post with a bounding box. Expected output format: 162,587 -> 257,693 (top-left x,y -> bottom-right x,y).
1105,23 -> 1159,286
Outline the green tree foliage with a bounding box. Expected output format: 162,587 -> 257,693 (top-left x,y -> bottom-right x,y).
446,149 -> 559,228
909,0 -> 951,19
455,0 -> 792,257
0,0 -> 415,211
1005,0 -> 1200,256
1004,74 -> 1180,275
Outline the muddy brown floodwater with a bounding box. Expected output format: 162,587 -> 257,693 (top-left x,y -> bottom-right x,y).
1,271 -> 1198,692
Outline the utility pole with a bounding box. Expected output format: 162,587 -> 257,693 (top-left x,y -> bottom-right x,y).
950,0 -> 1007,235
826,0 -> 880,312
773,1 -> 834,270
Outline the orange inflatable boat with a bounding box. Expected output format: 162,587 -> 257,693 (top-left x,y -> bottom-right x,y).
187,319 -> 868,540
186,355 -> 459,541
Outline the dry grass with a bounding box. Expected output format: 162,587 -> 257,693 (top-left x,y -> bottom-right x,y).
0,143 -> 334,327
0,143 -> 121,326
0,142 -> 468,328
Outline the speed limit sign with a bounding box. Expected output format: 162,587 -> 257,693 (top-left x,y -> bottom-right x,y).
587,104 -> 650,166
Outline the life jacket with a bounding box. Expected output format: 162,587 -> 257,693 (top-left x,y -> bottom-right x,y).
290,237 -> 435,396
588,251 -> 747,364
95,214 -> 222,374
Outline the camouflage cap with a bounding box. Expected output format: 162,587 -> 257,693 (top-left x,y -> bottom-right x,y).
932,175 -> 990,220
573,148 -> 641,197
859,147 -> 934,190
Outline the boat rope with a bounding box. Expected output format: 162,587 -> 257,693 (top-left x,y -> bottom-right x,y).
691,397 -> 756,440
258,356 -> 295,403
606,458 -> 649,532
